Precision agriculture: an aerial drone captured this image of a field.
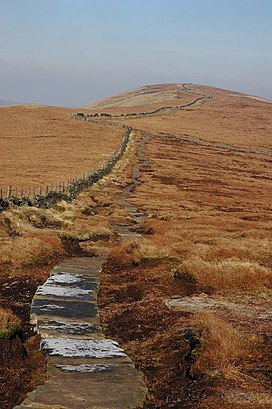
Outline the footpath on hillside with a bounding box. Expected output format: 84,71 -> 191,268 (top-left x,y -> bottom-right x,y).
15,133 -> 149,409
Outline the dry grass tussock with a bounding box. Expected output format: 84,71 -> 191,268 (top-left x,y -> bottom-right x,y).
109,237 -> 169,265
189,311 -> 253,380
3,204 -> 75,230
0,203 -> 113,269
0,307 -> 21,338
167,236 -> 272,264
0,206 -> 70,269
0,229 -> 63,268
175,256 -> 271,293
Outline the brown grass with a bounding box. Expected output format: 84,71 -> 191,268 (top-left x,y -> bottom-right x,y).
116,84 -> 272,149
109,237 -> 169,265
85,83 -> 194,113
95,84 -> 272,407
0,105 -> 123,195
189,311 -> 252,380
175,257 -> 271,293
0,307 -> 21,338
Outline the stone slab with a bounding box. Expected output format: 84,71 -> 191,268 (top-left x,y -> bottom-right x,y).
15,362 -> 146,409
36,319 -> 102,338
31,298 -> 97,319
41,338 -> 127,359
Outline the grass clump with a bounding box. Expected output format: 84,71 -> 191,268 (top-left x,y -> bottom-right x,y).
188,311 -> 251,380
175,256 -> 271,293
109,237 -> 169,265
0,308 -> 21,339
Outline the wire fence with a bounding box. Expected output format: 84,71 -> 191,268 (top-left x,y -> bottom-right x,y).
0,124 -> 132,212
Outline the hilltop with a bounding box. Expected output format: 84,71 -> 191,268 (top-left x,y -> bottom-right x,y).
85,82 -> 271,113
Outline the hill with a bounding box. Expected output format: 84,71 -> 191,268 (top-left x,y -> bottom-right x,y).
84,83 -> 197,113
1,83 -> 271,409
85,82 -> 272,150
87,83 -> 272,408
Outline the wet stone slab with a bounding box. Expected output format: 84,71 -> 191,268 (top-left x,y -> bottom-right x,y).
114,225 -> 142,238
31,298 -> 97,319
36,319 -> 102,337
41,338 -> 127,359
52,256 -> 107,276
55,363 -> 114,373
36,284 -> 95,301
47,272 -> 99,288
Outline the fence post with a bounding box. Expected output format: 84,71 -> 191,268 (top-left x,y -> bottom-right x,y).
7,186 -> 11,199
0,188 -> 2,199
27,188 -> 31,199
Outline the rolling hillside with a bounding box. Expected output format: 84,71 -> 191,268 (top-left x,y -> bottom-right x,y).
1,83 -> 271,409
87,83 -> 272,409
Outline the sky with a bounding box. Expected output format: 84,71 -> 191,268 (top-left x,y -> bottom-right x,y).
0,0 -> 271,106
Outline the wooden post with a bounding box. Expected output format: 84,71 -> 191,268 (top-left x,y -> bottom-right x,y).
0,188 -> 2,199
7,186 -> 11,199
27,188 -> 31,199
15,187 -> 18,197
46,186 -> 49,194
21,189 -> 24,198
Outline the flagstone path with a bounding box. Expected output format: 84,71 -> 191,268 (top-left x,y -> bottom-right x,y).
15,132 -> 149,409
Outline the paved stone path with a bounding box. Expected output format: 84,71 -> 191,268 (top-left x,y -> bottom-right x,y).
15,256 -> 147,408
15,131 -> 150,409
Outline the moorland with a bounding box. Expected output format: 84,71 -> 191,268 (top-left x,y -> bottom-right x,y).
0,83 -> 271,408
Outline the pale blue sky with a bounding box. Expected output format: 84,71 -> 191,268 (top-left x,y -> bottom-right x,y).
0,0 -> 271,106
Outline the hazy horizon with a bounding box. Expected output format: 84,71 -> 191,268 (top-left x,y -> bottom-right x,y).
1,0 -> 271,107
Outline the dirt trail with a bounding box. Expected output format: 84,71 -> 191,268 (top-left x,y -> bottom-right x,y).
113,132 -> 150,235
